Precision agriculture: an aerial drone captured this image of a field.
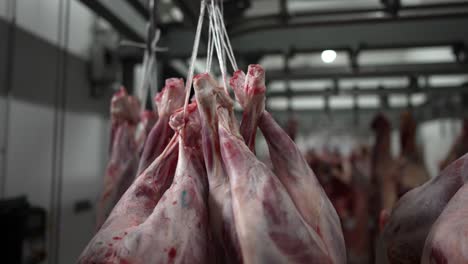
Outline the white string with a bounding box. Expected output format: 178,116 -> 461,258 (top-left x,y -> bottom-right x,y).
134,28 -> 167,112
183,0 -> 207,116
209,0 -> 228,93
214,9 -> 236,72
148,29 -> 162,110
215,6 -> 238,70
206,17 -> 214,72
137,51 -> 150,112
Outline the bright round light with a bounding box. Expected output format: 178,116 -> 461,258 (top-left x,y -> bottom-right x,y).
321,50 -> 337,63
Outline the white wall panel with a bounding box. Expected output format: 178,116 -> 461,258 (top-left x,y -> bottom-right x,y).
68,0 -> 94,60
4,100 -> 54,209
0,0 -> 7,19
59,112 -> 108,262
16,0 -> 60,45
421,119 -> 461,178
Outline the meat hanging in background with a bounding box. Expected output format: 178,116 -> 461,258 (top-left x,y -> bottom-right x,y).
397,111 -> 430,196
370,114 -> 399,217
380,153 -> 468,263
421,181 -> 468,264
135,110 -> 158,155
96,88 -> 141,230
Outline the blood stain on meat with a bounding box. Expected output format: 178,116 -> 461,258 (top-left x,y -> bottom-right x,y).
168,247 -> 177,259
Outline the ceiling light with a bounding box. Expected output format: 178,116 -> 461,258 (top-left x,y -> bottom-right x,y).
321,50 -> 337,63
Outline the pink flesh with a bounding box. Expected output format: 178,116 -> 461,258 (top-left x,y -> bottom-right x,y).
259,112 -> 346,264
155,78 -> 185,117
133,110 -> 158,161
117,109 -> 209,264
421,183 -> 468,264
137,78 -> 185,175
235,64 -> 345,263
229,70 -> 247,108
137,115 -> 173,175
218,114 -> 332,263
97,89 -> 142,229
79,136 -> 179,263
234,65 -> 266,153
110,87 -> 141,124
343,182 -> 371,263
140,110 -> 158,140
381,153 -> 468,263
79,105 -> 208,264
194,73 -> 242,263
398,112 -> 429,192
371,115 -> 399,213
97,123 -> 140,229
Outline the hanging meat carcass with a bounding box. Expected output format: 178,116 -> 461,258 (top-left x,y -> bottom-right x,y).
115,103 -> 210,264
137,78 -> 185,175
136,110 -> 158,154
79,104 -> 205,264
370,114 -> 399,216
344,177 -> 371,264
193,73 -> 242,263
96,88 -> 142,229
380,153 -> 468,263
285,117 -> 299,141
217,89 -> 331,263
230,64 -> 346,264
421,181 -> 468,264
397,111 -> 429,196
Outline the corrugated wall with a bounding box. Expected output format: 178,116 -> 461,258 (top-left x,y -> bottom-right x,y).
0,0 -> 110,263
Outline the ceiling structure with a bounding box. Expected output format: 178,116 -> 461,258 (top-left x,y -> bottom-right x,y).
79,0 -> 468,128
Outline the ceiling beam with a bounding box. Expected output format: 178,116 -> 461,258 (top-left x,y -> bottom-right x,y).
79,0 -> 146,41
267,84 -> 468,98
266,63 -> 468,81
161,16 -> 468,59
124,0 -> 149,20
229,2 -> 468,36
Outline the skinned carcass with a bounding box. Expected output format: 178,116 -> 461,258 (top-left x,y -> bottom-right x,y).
116,103 -> 209,264
371,114 -> 399,215
193,73 -> 242,263
96,88 -> 142,229
397,111 -> 429,195
78,104 -> 205,264
218,97 -> 331,263
137,78 -> 185,175
421,182 -> 468,264
380,153 -> 468,263
135,110 -> 158,154
230,64 -> 346,263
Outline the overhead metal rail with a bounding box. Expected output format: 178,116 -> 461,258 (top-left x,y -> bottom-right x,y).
160,41 -> 466,63
267,84 -> 468,98
266,63 -> 468,81
124,0 -> 149,20
79,0 -> 147,41
229,1 -> 468,36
